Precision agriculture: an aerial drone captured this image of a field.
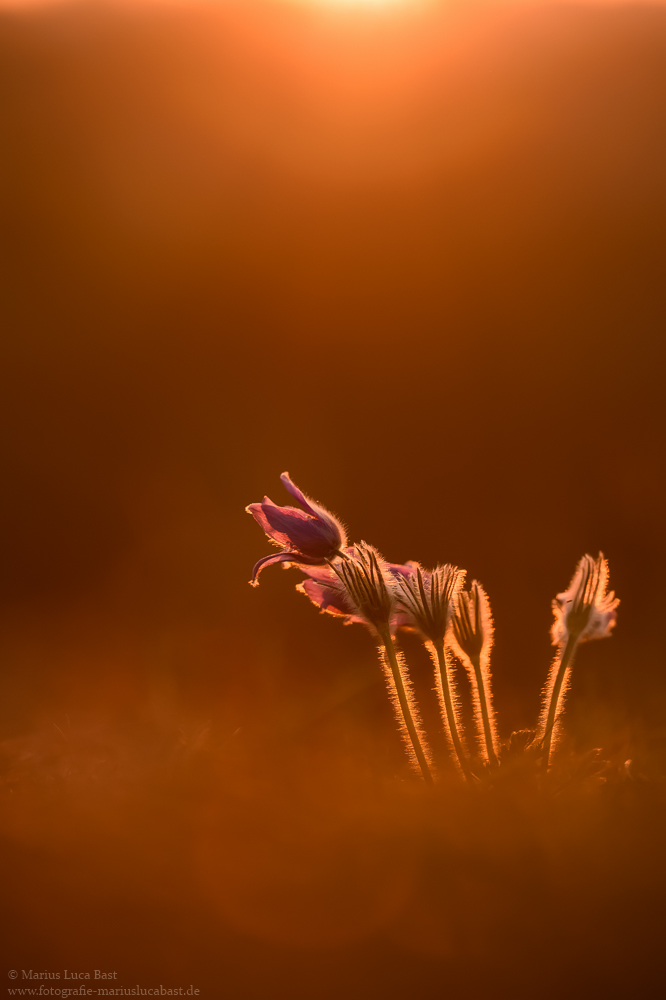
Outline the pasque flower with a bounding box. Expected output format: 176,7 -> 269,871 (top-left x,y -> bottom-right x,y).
295,552 -> 364,625
450,581 -> 500,768
297,549 -> 418,632
246,470 -> 625,787
297,544 -> 434,784
394,563 -> 471,780
393,563 -> 465,642
539,553 -> 619,770
246,472 -> 347,585
247,476 -> 432,784
550,552 -> 619,645
331,543 -> 396,634
450,581 -> 492,662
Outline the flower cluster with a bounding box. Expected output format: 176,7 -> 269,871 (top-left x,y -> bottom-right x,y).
247,473 -> 620,781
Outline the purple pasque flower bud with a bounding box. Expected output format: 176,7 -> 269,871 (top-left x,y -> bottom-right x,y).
246,473 -> 347,586
550,552 -> 619,645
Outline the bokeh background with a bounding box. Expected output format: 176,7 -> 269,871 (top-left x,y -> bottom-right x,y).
1,0 -> 665,996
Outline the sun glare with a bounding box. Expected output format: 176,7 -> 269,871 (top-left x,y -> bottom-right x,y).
298,0 -> 416,8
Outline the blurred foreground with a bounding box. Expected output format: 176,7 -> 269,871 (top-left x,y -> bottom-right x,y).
2,706 -> 665,998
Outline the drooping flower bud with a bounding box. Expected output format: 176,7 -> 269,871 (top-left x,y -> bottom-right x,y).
246,473 -> 347,585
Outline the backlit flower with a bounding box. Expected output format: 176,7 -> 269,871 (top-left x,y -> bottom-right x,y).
393,561 -> 470,778
393,563 -> 466,642
450,580 -> 494,662
332,543 -> 395,633
538,553 -> 620,769
246,473 -> 347,585
295,557 -> 365,626
450,581 -> 499,767
550,552 -> 619,645
296,546 -> 433,781
298,543 -> 395,634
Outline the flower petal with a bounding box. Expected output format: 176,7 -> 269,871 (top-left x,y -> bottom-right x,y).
280,472 -> 347,551
245,501 -> 294,548
262,499 -> 338,557
580,606 -> 618,642
296,572 -> 364,624
280,472 -> 320,517
386,560 -> 419,580
250,550 -> 322,587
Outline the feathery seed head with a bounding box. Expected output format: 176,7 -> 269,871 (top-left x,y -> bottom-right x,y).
551,553 -> 619,645
393,563 -> 465,643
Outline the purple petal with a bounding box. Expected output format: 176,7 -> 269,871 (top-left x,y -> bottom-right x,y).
262,500 -> 338,557
298,579 -> 349,616
245,502 -> 291,547
260,498 -> 313,527
298,563 -> 340,584
296,577 -> 364,624
386,560 -> 419,579
280,472 -> 347,550
280,472 -> 320,517
247,498 -> 335,557
250,550 -> 322,586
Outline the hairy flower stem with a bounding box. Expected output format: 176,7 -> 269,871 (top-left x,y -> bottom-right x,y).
469,653 -> 499,768
541,632 -> 579,770
433,640 -> 472,783
378,628 -> 433,785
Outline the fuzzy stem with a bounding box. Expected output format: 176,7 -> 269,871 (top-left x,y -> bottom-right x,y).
541,632 -> 579,770
470,652 -> 499,768
433,639 -> 472,782
378,627 -> 433,785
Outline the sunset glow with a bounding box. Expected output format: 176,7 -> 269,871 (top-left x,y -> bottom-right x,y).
2,0 -> 665,996
294,0 -> 414,6
304,0 -> 415,6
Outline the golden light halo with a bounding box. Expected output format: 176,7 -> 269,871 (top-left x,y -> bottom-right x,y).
293,0 -> 420,9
